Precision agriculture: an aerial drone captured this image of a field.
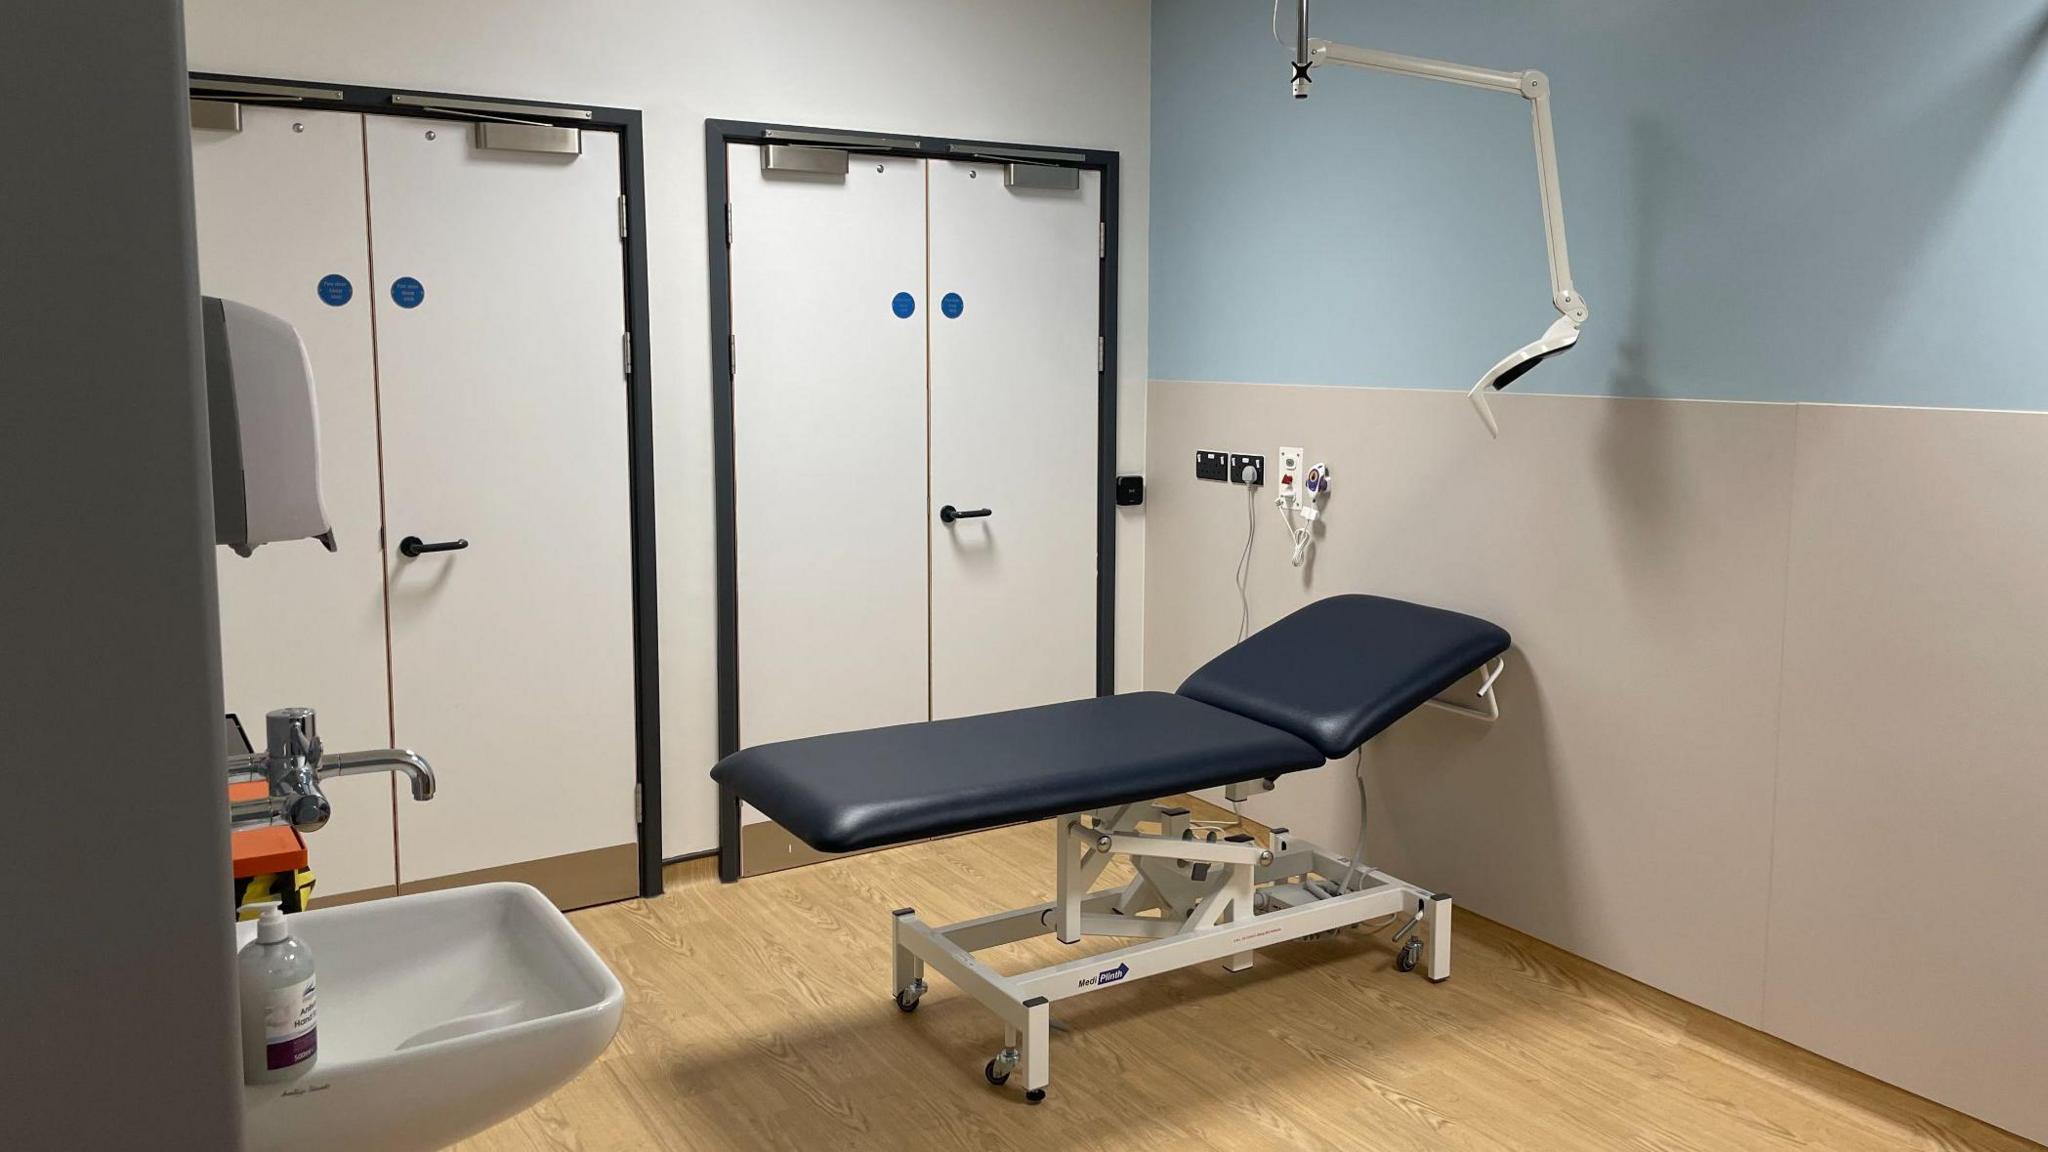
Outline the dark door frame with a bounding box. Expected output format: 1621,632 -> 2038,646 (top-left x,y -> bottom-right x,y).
189,72 -> 666,899
704,119 -> 1122,882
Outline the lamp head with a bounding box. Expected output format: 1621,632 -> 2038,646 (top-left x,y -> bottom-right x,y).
1467,314 -> 1581,438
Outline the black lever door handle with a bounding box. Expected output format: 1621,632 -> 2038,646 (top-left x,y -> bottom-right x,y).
398,535 -> 469,557
939,505 -> 992,524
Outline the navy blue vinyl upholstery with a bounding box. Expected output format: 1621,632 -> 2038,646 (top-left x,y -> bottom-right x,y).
1177,595 -> 1512,759
712,596 -> 1511,854
712,693 -> 1322,854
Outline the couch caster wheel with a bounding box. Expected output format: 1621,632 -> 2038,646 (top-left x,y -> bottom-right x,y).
1396,936 -> 1423,973
985,1047 -> 1020,1087
1025,1088 -> 1047,1104
894,979 -> 927,1013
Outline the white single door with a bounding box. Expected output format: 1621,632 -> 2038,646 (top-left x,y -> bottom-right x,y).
366,116 -> 638,905
191,105 -> 397,899
927,161 -> 1101,719
727,148 -> 931,751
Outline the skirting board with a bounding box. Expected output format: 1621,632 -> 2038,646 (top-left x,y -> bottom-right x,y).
739,817 -> 858,877
311,884 -> 396,909
397,843 -> 639,911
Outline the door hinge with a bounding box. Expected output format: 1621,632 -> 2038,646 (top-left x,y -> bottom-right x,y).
728,334 -> 736,378
622,333 -> 633,378
1098,221 -> 1105,259
1097,335 -> 1104,373
618,194 -> 628,240
634,782 -> 643,823
725,203 -> 733,248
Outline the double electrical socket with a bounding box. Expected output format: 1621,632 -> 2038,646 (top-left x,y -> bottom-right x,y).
1195,449 -> 1265,486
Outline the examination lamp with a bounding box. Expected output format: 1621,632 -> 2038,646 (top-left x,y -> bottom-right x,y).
1289,0 -> 1588,436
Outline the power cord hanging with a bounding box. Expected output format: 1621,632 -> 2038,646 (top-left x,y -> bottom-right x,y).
1275,501 -> 1313,567
1234,481 -> 1258,642
1273,461 -> 1330,568
1341,747 -> 1368,895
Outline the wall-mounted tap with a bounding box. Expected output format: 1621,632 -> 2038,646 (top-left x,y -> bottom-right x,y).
319,748 -> 435,802
228,706 -> 435,833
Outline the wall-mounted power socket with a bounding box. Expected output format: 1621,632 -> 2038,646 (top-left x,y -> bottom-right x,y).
1230,453 -> 1265,486
1195,450 -> 1230,482
1276,446 -> 1304,500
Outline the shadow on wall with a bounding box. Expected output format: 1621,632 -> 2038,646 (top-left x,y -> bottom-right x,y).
1625,4 -> 2048,404
1367,656 -> 1583,948
1586,9 -> 2048,572
1605,119 -> 1685,401
1151,0 -> 2048,410
1593,118 -> 1687,578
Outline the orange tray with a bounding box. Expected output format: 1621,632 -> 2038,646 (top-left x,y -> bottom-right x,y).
229,780 -> 309,878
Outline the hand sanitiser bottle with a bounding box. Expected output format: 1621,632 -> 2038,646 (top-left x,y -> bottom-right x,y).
240,904 -> 318,1083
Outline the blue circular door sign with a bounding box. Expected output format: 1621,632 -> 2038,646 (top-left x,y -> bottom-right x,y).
940,292 -> 964,319
891,291 -> 915,318
391,276 -> 426,309
316,273 -> 353,307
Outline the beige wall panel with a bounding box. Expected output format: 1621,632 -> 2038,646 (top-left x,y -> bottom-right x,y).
1144,381 -> 1798,1023
1765,403 -> 2048,1141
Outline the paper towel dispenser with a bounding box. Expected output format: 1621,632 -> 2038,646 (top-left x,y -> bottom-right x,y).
202,296 -> 335,557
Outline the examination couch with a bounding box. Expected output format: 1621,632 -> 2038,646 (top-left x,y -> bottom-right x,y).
713,594 -> 1510,1101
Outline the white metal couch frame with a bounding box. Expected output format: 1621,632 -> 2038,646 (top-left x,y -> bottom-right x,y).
888,784 -> 1450,1101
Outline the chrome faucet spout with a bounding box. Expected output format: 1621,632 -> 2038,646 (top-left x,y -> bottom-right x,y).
318,748 -> 437,801
225,707 -> 437,834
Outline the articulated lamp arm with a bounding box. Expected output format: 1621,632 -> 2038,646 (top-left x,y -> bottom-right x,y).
1301,30 -> 1590,436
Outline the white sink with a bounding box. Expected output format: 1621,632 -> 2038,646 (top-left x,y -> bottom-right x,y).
238,882 -> 623,1152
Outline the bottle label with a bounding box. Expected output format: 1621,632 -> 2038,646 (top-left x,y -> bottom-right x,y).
264,975 -> 318,1070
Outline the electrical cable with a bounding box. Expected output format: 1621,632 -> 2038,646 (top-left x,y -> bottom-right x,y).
1234,481 -> 1257,643
1300,750 -> 1405,933
1340,747 -> 1367,895
1198,481 -> 1262,838
1274,501 -> 1313,567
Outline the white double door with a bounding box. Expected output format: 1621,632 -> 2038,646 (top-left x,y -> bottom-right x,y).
727,147 -> 1103,834
192,105 -> 638,906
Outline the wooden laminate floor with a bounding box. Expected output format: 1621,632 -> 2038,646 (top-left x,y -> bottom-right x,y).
455,820 -> 2039,1152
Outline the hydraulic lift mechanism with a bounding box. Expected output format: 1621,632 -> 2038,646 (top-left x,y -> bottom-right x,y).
1289,0 -> 1589,436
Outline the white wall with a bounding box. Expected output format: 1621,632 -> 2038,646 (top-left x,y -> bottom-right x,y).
5,2 -> 245,1144
1146,380 -> 2048,1142
182,0 -> 1152,856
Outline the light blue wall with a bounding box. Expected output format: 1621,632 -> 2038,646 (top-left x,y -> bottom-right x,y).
1152,0 -> 2048,407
